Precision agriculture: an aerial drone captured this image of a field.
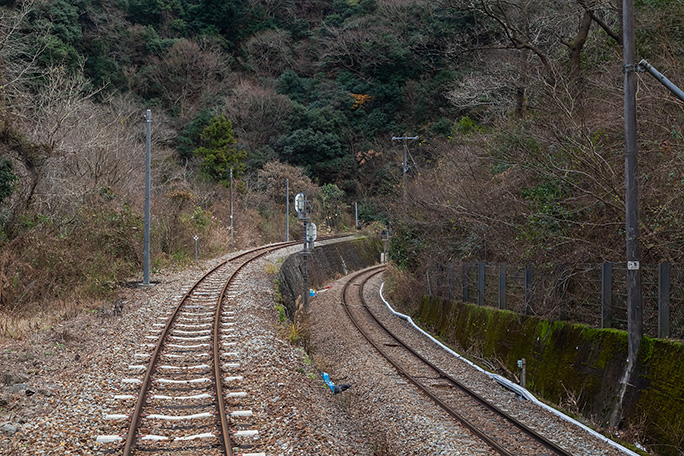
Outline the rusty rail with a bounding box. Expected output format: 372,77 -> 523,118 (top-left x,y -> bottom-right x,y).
123,242 -> 292,455
341,267 -> 574,456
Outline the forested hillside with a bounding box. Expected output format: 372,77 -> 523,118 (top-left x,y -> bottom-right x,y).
1,0 -> 684,335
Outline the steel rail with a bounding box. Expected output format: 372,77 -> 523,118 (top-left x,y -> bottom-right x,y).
357,271 -> 574,456
213,244 -> 290,455
343,267 -> 574,456
123,242 -> 292,455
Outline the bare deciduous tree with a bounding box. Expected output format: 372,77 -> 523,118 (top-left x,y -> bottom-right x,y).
224,80 -> 293,153
249,160 -> 319,206
246,0 -> 295,19
144,38 -> 228,121
31,93 -> 149,221
241,28 -> 295,77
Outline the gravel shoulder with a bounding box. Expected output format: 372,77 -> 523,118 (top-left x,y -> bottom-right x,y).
0,248 -> 370,456
0,250 -> 639,456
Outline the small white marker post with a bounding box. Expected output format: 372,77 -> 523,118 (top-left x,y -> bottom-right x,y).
194,235 -> 199,264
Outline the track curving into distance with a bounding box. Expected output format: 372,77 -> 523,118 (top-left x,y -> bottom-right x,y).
97,241 -> 303,456
125,243 -> 291,456
341,266 -> 576,456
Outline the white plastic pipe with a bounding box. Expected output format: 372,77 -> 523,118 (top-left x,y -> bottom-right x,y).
378,282 -> 641,456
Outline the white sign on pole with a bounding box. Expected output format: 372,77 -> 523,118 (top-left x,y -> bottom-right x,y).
306,223 -> 317,242
295,193 -> 305,216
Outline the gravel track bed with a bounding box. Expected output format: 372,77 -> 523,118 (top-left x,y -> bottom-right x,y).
1,247 -> 637,456
0,245 -> 369,456
312,268 -> 493,456
342,270 -> 562,456
330,268 -> 631,456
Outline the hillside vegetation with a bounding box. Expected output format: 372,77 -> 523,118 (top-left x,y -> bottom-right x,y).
1,0 -> 684,453
0,0 -> 683,341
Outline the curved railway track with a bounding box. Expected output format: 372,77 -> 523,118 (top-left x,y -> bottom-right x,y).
97,242 -> 301,456
342,266 -> 576,456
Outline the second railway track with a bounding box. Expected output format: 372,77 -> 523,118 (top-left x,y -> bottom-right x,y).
341,266 -> 576,456
97,242 -> 297,456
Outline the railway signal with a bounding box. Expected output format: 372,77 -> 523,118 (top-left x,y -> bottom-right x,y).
296,192 -> 314,307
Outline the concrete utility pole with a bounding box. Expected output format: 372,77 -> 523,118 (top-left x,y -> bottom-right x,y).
612,0 -> 642,428
143,109 -> 151,285
229,168 -> 234,249
392,134 -> 418,202
623,0 -> 642,364
194,235 -> 198,265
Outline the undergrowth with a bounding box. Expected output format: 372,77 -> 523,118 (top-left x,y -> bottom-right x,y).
0,199 -> 233,339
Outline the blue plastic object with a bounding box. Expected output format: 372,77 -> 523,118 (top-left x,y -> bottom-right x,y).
321,372 -> 335,393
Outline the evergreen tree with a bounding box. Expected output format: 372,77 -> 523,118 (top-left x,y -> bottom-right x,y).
193,115 -> 246,187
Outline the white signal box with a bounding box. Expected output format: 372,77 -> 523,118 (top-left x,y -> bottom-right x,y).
295,192 -> 305,217
306,223 -> 317,242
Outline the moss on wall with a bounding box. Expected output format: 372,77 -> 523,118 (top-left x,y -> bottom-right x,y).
417,295 -> 684,456
626,338 -> 684,455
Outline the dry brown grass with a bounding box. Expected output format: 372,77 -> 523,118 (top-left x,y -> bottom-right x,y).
382,265 -> 424,315
0,297 -> 104,340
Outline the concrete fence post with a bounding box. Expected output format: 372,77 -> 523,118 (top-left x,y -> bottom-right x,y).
478,261 -> 485,306
462,263 -> 469,303
525,264 -> 533,315
658,262 -> 671,338
602,262 -> 613,329
498,263 -> 506,310
556,264 -> 568,321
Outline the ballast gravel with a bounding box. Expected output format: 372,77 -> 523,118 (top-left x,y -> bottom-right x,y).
0,241 -> 643,455
308,268 -> 640,456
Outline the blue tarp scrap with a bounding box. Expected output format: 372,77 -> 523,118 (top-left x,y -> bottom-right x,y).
320,372 -> 351,394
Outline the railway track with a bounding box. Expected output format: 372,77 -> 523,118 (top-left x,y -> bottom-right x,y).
96,242 -> 299,456
342,266 -> 576,456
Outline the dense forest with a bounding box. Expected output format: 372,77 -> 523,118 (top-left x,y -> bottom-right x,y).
1,0 -> 684,331
1,1 -> 684,453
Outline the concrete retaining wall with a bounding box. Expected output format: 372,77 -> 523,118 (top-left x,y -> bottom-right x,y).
417,295 -> 684,456
276,237 -> 380,316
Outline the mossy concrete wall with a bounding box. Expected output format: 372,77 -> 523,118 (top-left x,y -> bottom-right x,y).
277,237 -> 380,316
417,295 -> 684,456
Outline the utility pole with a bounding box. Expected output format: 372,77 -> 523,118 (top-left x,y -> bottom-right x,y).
624,0 -> 642,365
229,168 -> 234,249
286,178 -> 290,242
612,0 -> 642,427
392,134 -> 418,202
143,109 -> 151,286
